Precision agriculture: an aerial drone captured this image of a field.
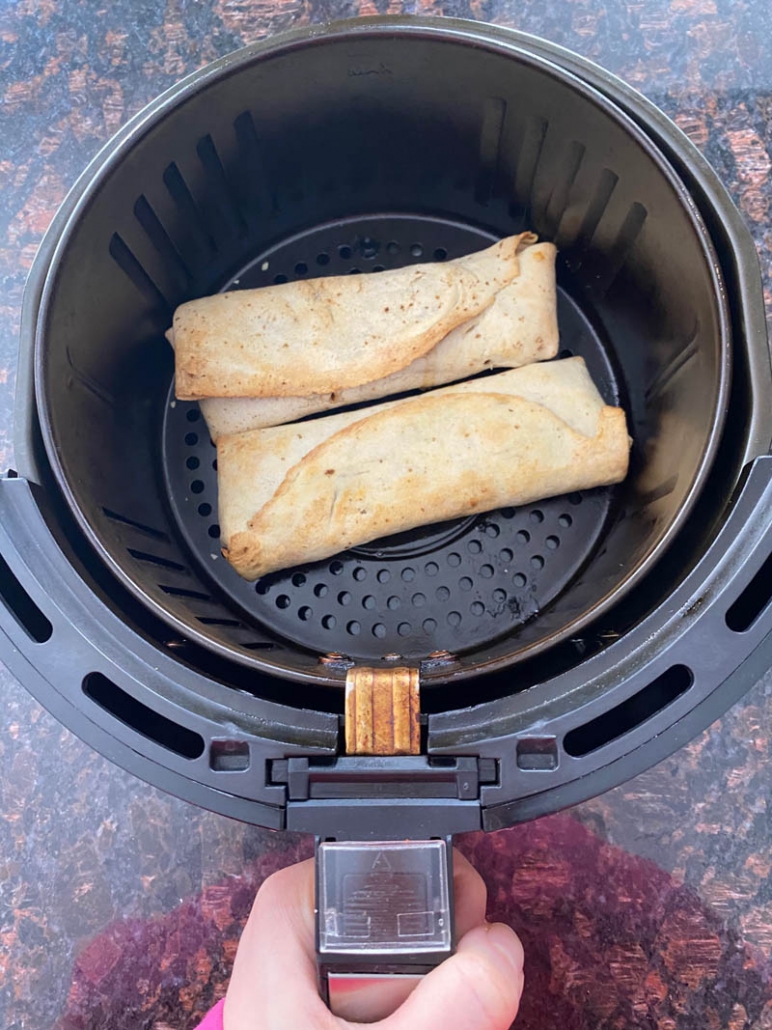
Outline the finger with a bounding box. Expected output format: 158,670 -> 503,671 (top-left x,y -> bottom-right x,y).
382,922 -> 524,1030
224,852 -> 508,1030
224,859 -> 336,1030
452,849 -> 488,938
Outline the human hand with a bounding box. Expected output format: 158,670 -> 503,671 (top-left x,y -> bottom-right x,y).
224,850 -> 524,1029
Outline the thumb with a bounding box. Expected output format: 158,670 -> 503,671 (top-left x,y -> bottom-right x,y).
382,922 -> 524,1030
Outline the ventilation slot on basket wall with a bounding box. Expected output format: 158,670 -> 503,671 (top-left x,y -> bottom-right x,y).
569,167 -> 618,263
594,202 -> 648,298
83,672 -> 204,759
475,97 -> 506,205
103,507 -> 169,542
543,141 -> 585,238
160,584 -> 213,601
0,553 -> 53,643
726,550 -> 772,632
128,548 -> 188,573
133,195 -> 192,287
108,233 -> 171,315
564,664 -> 693,757
233,110 -> 275,218
196,133 -> 247,239
163,161 -> 217,254
512,115 -> 547,224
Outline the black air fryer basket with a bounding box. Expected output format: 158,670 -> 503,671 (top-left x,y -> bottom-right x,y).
2,19 -> 772,855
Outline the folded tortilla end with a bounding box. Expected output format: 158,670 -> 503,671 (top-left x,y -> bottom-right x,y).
222,536 -> 266,581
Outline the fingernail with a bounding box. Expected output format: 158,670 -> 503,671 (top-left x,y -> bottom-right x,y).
485,922 -> 524,977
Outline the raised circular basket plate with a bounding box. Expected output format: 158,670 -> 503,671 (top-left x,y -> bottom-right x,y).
163,214 -> 619,662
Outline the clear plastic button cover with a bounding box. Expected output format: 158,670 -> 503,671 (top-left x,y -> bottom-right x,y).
318,840 -> 451,955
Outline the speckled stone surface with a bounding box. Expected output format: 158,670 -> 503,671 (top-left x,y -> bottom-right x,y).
1,1 -> 771,1028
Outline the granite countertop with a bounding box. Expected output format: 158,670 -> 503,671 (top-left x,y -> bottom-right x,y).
1,1 -> 771,1028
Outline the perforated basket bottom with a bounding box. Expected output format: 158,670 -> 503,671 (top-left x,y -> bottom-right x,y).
162,214 -> 620,663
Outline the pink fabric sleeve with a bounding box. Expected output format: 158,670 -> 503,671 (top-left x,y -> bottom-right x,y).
194,998 -> 225,1030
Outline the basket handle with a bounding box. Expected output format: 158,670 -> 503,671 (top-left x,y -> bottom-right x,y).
314,666 -> 453,1018
316,837 -> 454,1021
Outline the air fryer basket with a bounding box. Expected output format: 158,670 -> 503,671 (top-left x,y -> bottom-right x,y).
2,19 -> 771,836
33,29 -> 730,684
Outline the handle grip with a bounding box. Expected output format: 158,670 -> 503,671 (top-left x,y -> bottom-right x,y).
316,838 -> 454,1021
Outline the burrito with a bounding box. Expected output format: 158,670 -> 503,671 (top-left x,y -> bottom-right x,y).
217,357 -> 630,581
200,238 -> 558,438
171,233 -> 534,402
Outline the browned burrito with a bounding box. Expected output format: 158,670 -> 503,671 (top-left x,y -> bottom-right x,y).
217,357 -> 630,581
197,235 -> 558,437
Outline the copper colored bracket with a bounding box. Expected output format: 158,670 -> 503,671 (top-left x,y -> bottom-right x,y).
345,667 -> 420,755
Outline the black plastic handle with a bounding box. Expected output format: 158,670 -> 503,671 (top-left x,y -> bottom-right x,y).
316,838 -> 454,1021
